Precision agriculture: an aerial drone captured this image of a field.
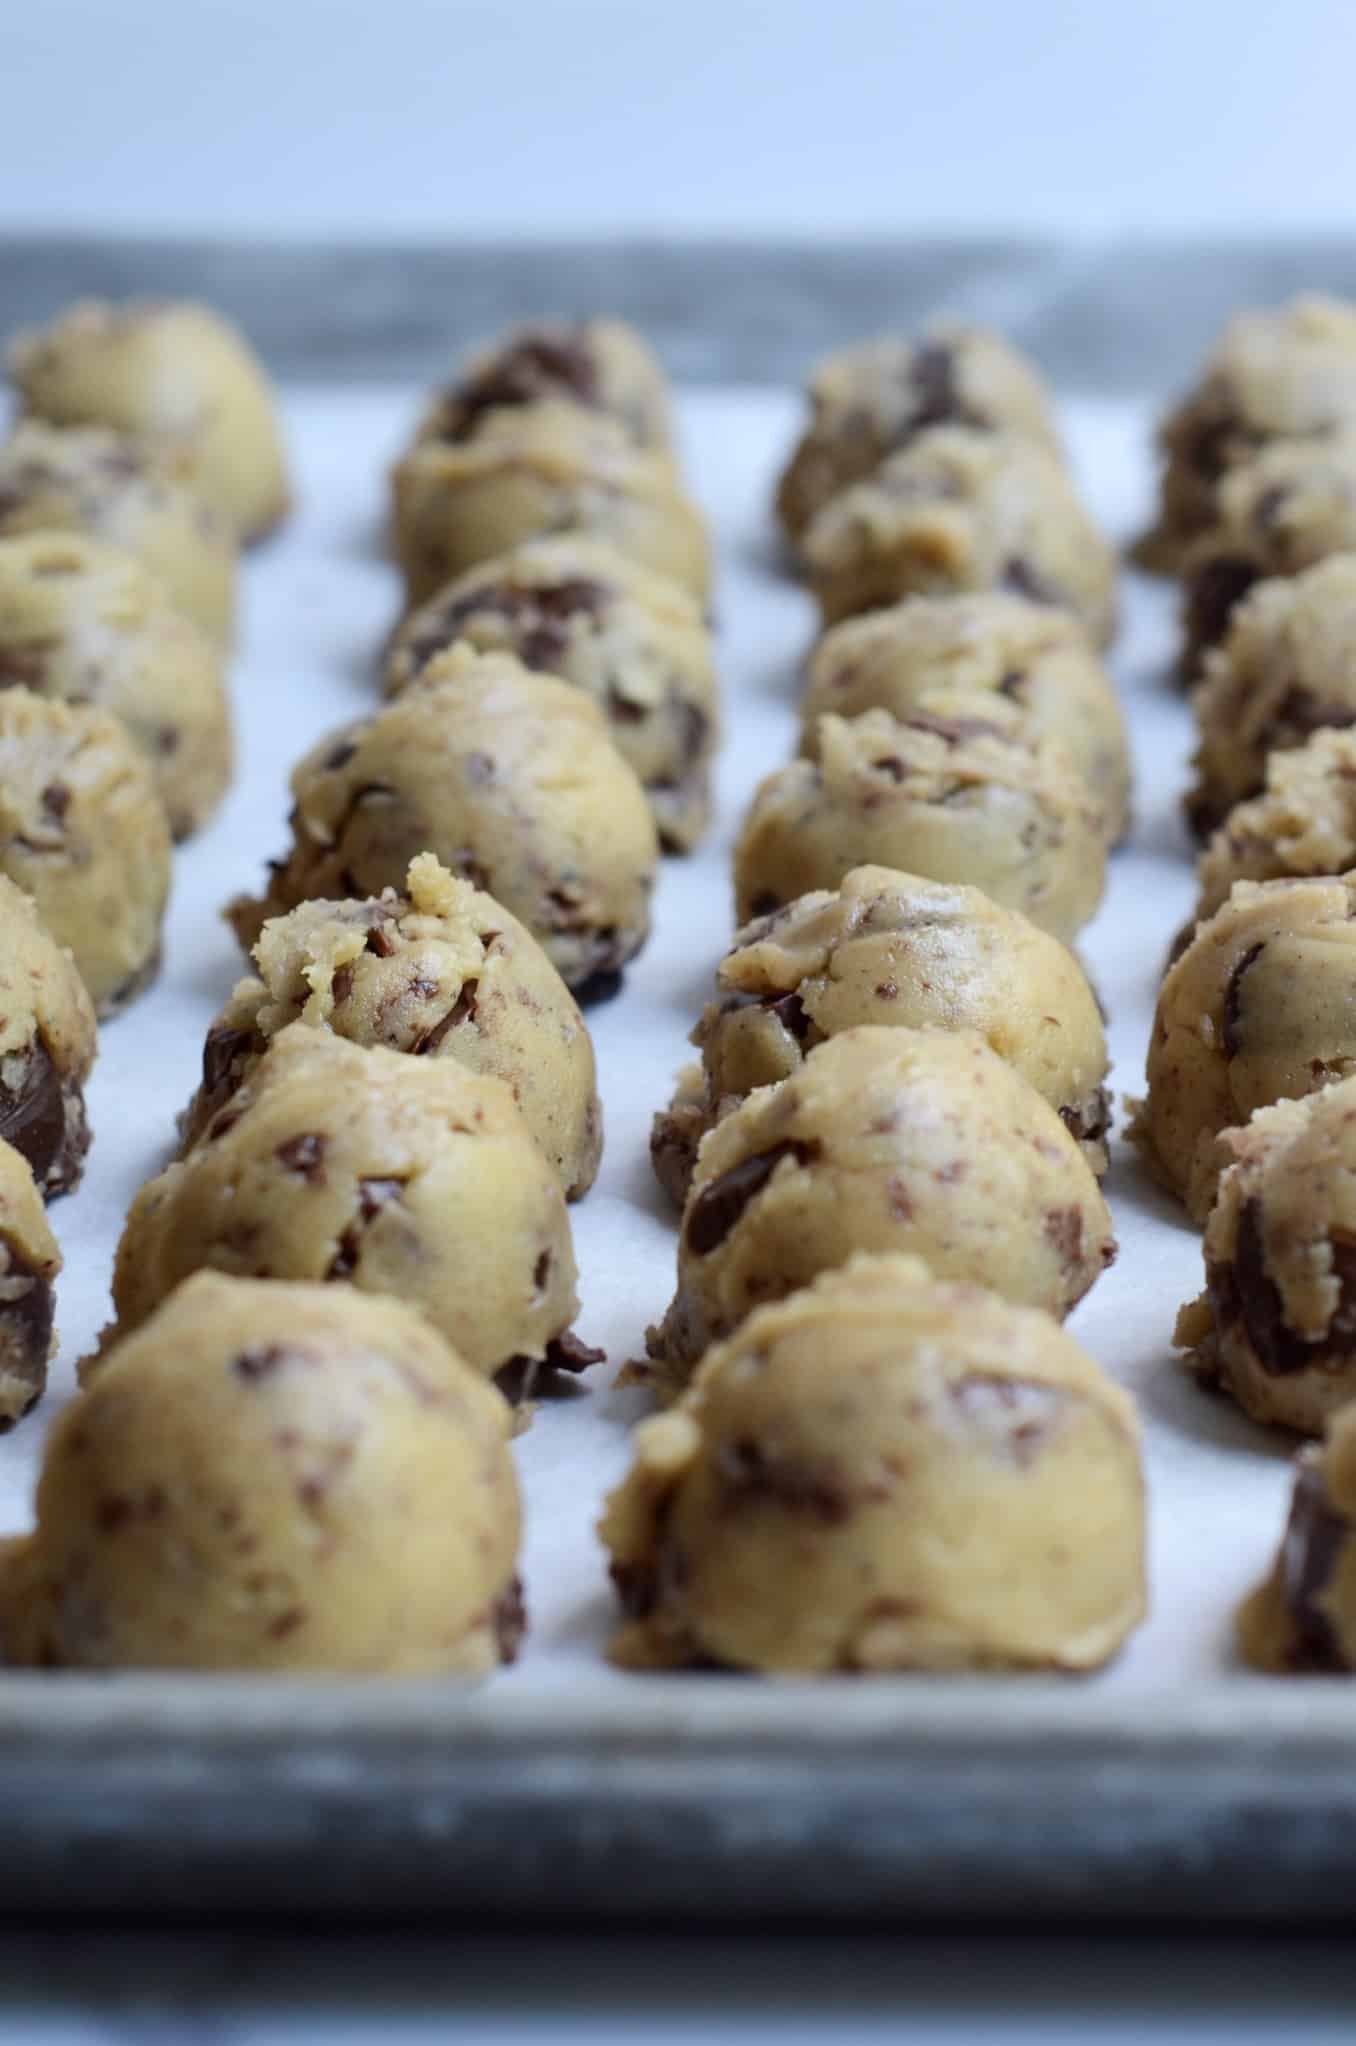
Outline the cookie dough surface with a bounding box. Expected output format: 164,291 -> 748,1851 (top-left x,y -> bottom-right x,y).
384,536 -> 718,852
775,327 -> 1062,546
0,874 -> 96,1198
0,530 -> 232,837
733,705 -> 1106,945
803,592 -> 1130,844
1238,1410 -> 1356,1671
187,853 -> 601,1199
606,1253 -> 1145,1674
1186,554 -> 1356,836
0,1139 -> 60,1430
648,1025 -> 1115,1394
1192,726 -> 1356,929
651,865 -> 1110,1207
391,401 -> 709,610
800,425 -> 1118,644
8,298 -> 290,544
413,318 -> 673,456
230,647 -> 658,996
4,1273 -> 521,1672
1133,877 -> 1356,1225
0,687 -> 170,1017
0,420 -> 237,649
1175,1079 -> 1356,1435
109,1026 -> 582,1381
1143,295 -> 1356,573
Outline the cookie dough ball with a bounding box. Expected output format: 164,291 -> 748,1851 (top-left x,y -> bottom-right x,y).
1142,296 -> 1356,573
0,1140 -> 60,1429
1185,555 -> 1356,836
606,1254 -> 1144,1673
8,299 -> 289,544
3,1273 -> 521,1672
733,707 -> 1106,946
1132,877 -> 1356,1225
185,853 -> 601,1200
775,328 -> 1062,547
230,647 -> 658,997
803,592 -> 1130,845
648,1026 -> 1115,1392
1192,727 -> 1356,929
800,426 -> 1117,644
651,866 -> 1110,1206
384,537 -> 718,852
1179,434 -> 1356,678
0,421 -> 236,649
108,1025 -> 582,1381
0,688 -> 170,1017
1175,1079 -> 1356,1434
0,530 -> 232,838
413,318 -> 672,456
1238,1411 -> 1356,1670
0,874 -> 96,1197
391,401 -> 709,611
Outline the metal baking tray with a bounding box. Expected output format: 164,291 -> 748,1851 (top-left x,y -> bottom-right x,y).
1,236 -> 1354,1926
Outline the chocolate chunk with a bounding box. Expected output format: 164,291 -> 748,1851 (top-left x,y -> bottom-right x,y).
685,1139 -> 820,1256
40,782 -> 70,826
364,919 -> 396,959
1278,1455 -> 1352,1670
609,1556 -> 658,1621
330,964 -> 355,1007
1181,408 -> 1242,487
0,1036 -> 88,1197
275,1133 -> 327,1183
1001,558 -> 1061,608
326,1176 -> 406,1280
715,1435 -> 853,1524
748,892 -> 780,919
413,979 -> 478,1054
324,740 -> 357,772
1221,942 -> 1266,1058
0,646 -> 49,689
545,1330 -> 605,1373
235,1343 -> 287,1381
405,576 -> 609,681
432,331 -> 601,443
1214,1199 -> 1356,1378
1266,687 -> 1356,747
494,1574 -> 528,1662
0,1239 -> 54,1429
1058,1088 -> 1112,1149
572,966 -> 625,1007
1184,554 -> 1260,660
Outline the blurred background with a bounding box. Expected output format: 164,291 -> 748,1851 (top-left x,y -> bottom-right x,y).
5,0 -> 1356,240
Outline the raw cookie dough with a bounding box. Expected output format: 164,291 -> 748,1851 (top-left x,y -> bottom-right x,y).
0,1139 -> 60,1429
1192,727 -> 1356,930
775,327 -> 1063,547
229,647 -> 658,997
606,1253 -> 1145,1673
391,401 -> 710,610
1141,295 -> 1356,573
184,853 -> 602,1200
0,530 -> 232,838
802,592 -> 1130,845
107,1025 -> 583,1381
650,865 -> 1111,1207
1185,554 -> 1356,835
1131,876 -> 1356,1225
0,421 -> 237,649
0,874 -> 96,1197
0,687 -> 170,1017
800,425 -> 1118,644
1237,1409 -> 1356,1670
1174,1078 -> 1356,1435
412,318 -> 673,457
384,536 -> 718,852
2,1273 -> 522,1672
733,706 -> 1106,946
8,298 -> 290,543
1179,433 -> 1356,679
647,1025 -> 1116,1394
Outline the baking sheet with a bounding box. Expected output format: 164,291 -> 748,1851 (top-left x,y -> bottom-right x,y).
0,382 -> 1298,1696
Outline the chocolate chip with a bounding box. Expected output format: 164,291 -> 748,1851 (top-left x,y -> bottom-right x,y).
1277,1455 -> 1352,1670
949,1375 -> 1070,1468
406,576 -> 609,680
0,646 -> 48,689
275,1133 -> 327,1183
494,1575 -> 528,1662
0,1238 -> 53,1428
1184,554 -> 1260,658
1043,1204 -> 1086,1274
1266,687 -> 1356,747
1221,942 -> 1266,1058
1001,558 -> 1060,607
685,1139 -> 820,1256
40,783 -> 69,826
872,755 -> 906,781
606,685 -> 648,725
1253,484 -> 1290,533
267,1608 -> 306,1641
905,710 -> 1004,746
433,330 -> 601,443
533,1249 -> 552,1291
1058,1088 -> 1112,1149
1222,1205 -> 1356,1377
364,919 -> 396,958
326,1175 -> 406,1280
908,342 -> 961,431
0,1035 -> 88,1196
545,1330 -> 605,1373
715,1436 -> 853,1524
573,966 -> 625,1007
465,750 -> 495,785
413,979 -> 478,1054
609,1556 -> 658,1621
324,741 -> 357,772
748,892 -> 780,919
330,964 -> 355,1007
236,1344 -> 287,1381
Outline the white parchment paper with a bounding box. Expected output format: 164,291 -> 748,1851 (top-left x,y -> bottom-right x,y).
1,384 -> 1296,1693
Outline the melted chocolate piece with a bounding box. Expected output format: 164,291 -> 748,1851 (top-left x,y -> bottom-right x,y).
0,1036 -> 88,1197
684,1139 -> 820,1256
1278,1456 -> 1352,1670
0,1239 -> 54,1428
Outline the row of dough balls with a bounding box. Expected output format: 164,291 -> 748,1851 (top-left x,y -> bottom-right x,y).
600,334 -> 1147,1673
735,332 -> 1130,946
1128,296 -> 1356,1672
